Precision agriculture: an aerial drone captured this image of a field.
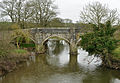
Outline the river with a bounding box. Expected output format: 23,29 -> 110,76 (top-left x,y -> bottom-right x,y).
0,39 -> 120,83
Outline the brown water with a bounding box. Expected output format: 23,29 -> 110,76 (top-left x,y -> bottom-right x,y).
0,39 -> 120,83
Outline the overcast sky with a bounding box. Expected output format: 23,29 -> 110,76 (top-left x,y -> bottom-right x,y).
55,0 -> 120,23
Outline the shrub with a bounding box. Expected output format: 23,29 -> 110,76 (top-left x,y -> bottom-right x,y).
79,21 -> 119,66
0,40 -> 15,58
80,21 -> 118,56
11,29 -> 31,48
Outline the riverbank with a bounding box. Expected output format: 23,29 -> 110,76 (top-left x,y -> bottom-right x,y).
110,46 -> 120,69
102,57 -> 120,70
110,58 -> 120,69
0,30 -> 36,77
0,49 -> 30,77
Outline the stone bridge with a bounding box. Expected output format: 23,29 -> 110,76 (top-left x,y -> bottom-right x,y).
29,28 -> 83,54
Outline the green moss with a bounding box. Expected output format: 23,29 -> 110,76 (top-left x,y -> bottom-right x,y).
13,49 -> 27,54
20,43 -> 35,48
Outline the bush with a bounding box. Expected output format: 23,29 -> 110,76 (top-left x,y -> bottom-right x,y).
80,33 -> 117,56
79,21 -> 119,66
80,21 -> 118,56
0,40 -> 15,58
11,29 -> 31,48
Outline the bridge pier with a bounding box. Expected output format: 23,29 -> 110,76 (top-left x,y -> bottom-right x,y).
69,54 -> 79,71
36,44 -> 45,54
70,42 -> 77,55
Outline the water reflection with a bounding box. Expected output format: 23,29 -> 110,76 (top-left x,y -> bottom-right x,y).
78,48 -> 102,71
1,39 -> 120,83
46,39 -> 102,70
111,79 -> 120,83
46,39 -> 70,67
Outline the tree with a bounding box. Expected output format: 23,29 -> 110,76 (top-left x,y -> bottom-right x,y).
63,19 -> 72,24
0,0 -> 58,28
80,21 -> 118,67
80,2 -> 119,26
0,0 -> 17,22
18,0 -> 35,29
31,0 -> 57,27
49,17 -> 64,27
0,0 -> 27,28
11,29 -> 31,48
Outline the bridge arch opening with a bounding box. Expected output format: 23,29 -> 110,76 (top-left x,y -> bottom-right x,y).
42,35 -> 71,45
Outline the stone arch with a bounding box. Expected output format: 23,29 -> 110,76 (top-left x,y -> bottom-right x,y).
42,35 -> 71,45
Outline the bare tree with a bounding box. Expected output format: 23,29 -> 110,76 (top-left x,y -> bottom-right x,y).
107,9 -> 119,24
32,0 -> 57,27
0,0 -> 16,22
0,0 -> 34,28
17,0 -> 34,28
0,0 -> 58,28
0,0 -> 26,23
80,1 -> 119,26
63,19 -> 72,24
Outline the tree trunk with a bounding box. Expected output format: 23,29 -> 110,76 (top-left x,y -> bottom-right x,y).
16,41 -> 20,49
102,54 -> 112,68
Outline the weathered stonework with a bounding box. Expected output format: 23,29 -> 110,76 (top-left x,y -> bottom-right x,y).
29,28 -> 83,54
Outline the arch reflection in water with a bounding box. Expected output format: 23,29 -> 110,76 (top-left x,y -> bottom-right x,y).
45,39 -> 102,70
46,39 -> 70,67
46,39 -> 102,69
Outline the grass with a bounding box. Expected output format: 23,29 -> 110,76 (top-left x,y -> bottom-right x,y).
112,46 -> 120,59
13,49 -> 28,54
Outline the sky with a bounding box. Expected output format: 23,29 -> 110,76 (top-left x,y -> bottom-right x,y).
0,0 -> 120,23
55,0 -> 120,23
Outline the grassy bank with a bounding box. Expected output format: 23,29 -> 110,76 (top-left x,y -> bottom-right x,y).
0,31 -> 30,77
0,48 -> 30,77
112,46 -> 120,60
13,49 -> 28,54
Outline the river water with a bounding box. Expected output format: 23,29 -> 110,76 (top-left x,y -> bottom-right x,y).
0,39 -> 120,83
